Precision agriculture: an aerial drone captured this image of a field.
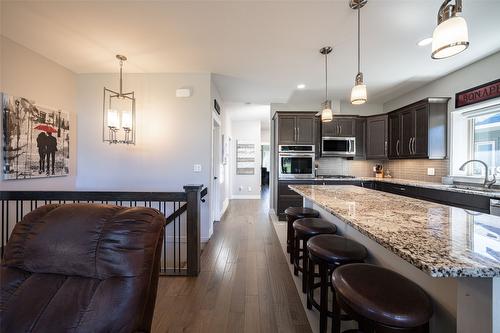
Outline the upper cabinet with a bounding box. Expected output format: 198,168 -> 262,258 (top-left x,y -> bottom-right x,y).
276,112 -> 317,145
388,98 -> 449,159
366,114 -> 388,160
322,117 -> 356,137
354,117 -> 366,159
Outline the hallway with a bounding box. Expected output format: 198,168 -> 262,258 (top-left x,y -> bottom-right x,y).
151,197 -> 312,333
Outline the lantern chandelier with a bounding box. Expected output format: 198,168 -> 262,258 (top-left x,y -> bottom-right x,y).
103,55 -> 136,145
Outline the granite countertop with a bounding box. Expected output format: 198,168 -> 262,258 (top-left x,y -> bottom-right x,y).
289,184 -> 500,278
314,176 -> 500,199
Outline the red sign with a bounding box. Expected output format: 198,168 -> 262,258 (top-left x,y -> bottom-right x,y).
456,79 -> 500,108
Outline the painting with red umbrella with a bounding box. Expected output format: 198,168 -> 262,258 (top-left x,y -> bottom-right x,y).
2,93 -> 70,180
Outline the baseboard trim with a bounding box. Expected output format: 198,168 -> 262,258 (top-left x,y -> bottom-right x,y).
221,198 -> 229,215
231,194 -> 261,199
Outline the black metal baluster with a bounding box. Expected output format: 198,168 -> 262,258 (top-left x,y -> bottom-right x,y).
1,200 -> 4,257
163,201 -> 167,275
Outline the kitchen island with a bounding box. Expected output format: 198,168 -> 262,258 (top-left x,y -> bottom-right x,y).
289,184 -> 500,333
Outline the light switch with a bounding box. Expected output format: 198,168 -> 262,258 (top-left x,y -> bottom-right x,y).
193,164 -> 202,173
427,168 -> 435,176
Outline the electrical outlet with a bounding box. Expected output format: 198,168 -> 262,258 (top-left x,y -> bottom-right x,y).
239,186 -> 243,192
193,164 -> 202,173
427,168 -> 435,176
248,186 -> 252,192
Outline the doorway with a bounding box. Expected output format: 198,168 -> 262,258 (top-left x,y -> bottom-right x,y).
211,118 -> 221,224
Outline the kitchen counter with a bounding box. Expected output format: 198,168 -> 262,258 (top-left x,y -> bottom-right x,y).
290,184 -> 500,332
314,176 -> 500,198
289,184 -> 500,278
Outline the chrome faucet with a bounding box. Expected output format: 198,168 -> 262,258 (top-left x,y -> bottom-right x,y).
459,160 -> 497,188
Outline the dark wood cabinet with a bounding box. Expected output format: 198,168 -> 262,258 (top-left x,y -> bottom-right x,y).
387,98 -> 449,159
277,116 -> 296,144
400,109 -> 414,157
322,117 -> 356,137
354,117 -> 366,159
296,115 -> 315,144
366,114 -> 388,160
388,113 -> 400,159
371,182 -> 491,213
276,112 -> 316,145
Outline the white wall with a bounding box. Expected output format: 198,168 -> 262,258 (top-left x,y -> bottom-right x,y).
0,36 -> 77,190
76,73 -> 213,240
383,51 -> 500,176
261,129 -> 270,145
231,120 -> 261,198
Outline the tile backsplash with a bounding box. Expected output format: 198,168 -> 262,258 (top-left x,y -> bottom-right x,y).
382,159 -> 449,183
317,157 -> 450,183
317,158 -> 375,177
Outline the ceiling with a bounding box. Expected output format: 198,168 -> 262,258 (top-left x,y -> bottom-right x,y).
1,0 -> 500,106
226,103 -> 271,130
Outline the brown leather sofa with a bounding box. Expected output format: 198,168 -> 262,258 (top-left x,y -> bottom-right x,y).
1,204 -> 165,333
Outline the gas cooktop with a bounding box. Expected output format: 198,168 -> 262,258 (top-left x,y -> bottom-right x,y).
316,175 -> 356,179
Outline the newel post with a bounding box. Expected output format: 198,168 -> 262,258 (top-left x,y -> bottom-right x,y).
184,184 -> 203,276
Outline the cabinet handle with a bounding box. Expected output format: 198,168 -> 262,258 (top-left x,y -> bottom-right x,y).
294,127 -> 297,141
339,125 -> 342,135
384,141 -> 388,155
396,139 -> 400,156
297,127 -> 300,141
408,138 -> 412,155
412,137 -> 416,155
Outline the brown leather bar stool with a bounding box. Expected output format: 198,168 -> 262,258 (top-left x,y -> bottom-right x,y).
331,263 -> 433,333
292,218 -> 337,293
307,235 -> 368,333
284,206 -> 320,264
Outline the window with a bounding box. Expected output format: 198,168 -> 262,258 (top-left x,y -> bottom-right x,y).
472,113 -> 500,176
452,104 -> 500,179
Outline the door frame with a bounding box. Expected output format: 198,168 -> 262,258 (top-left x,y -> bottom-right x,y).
211,114 -> 222,229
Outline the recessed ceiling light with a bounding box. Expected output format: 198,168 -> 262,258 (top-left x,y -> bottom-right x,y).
297,84 -> 306,89
417,37 -> 433,47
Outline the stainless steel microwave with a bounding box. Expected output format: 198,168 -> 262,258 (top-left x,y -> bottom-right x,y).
321,137 -> 356,157
278,145 -> 315,180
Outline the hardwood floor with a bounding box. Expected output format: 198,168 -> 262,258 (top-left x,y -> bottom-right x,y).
151,194 -> 312,333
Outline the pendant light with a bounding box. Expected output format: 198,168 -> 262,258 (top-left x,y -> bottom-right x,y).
103,55 -> 136,144
320,46 -> 333,123
350,0 -> 367,105
432,0 -> 469,59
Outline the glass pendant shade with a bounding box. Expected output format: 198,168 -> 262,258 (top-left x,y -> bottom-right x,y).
432,15 -> 469,59
351,83 -> 367,105
321,107 -> 333,122
121,110 -> 133,129
107,109 -> 120,128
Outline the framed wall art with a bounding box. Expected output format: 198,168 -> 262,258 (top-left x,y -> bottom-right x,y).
236,140 -> 255,175
2,93 -> 70,180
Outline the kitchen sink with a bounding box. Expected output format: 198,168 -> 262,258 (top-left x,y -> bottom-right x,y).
445,184 -> 500,193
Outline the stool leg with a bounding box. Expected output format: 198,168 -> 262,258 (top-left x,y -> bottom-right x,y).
287,218 -> 293,255
319,263 -> 328,333
294,234 -> 300,276
332,293 -> 341,333
307,259 -> 314,309
302,242 -> 308,293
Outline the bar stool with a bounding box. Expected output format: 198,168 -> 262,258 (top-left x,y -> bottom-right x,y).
292,218 -> 337,293
307,235 -> 368,333
331,263 -> 433,333
284,207 -> 320,264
